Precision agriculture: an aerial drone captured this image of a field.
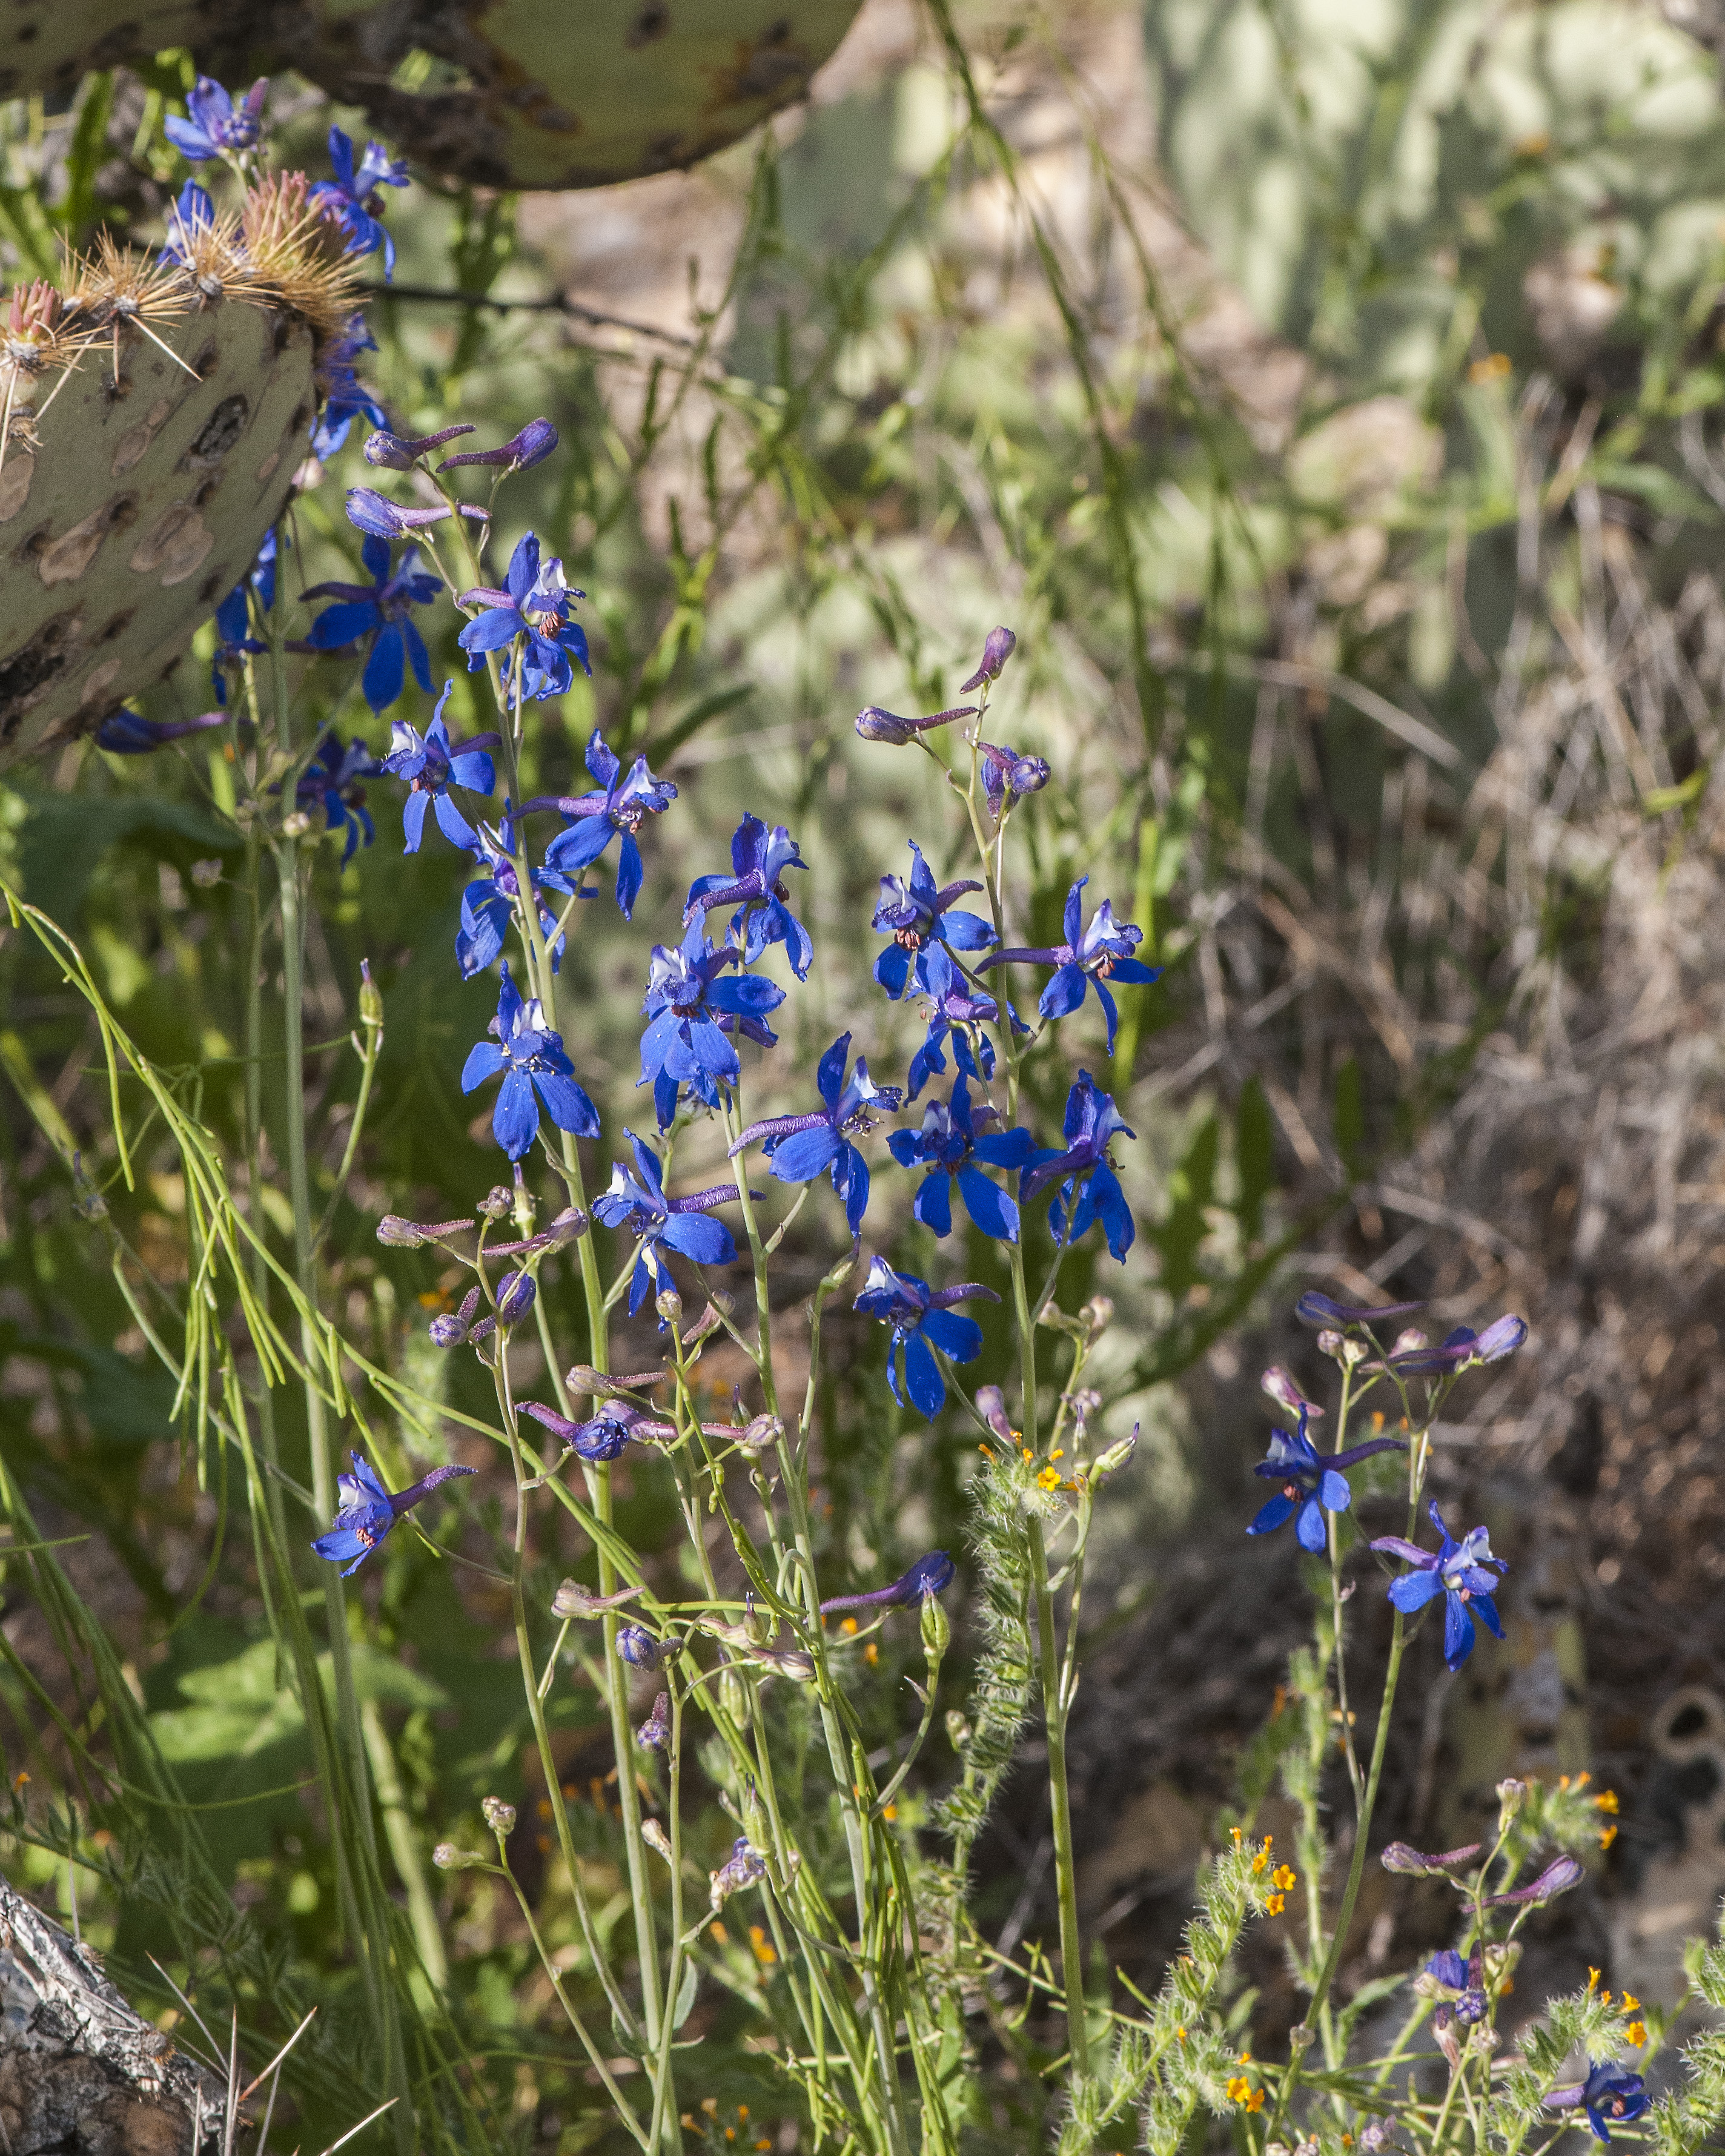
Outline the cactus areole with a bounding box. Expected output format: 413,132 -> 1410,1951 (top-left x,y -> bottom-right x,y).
2,1 -> 865,190
0,183 -> 355,768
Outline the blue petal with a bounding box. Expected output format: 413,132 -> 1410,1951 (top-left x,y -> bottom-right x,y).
306,601 -> 378,650
940,910 -> 996,951
1296,1498 -> 1328,1553
1318,1469 -> 1352,1513
459,607 -> 524,653
1443,1593 -> 1475,1669
615,832 -> 644,919
545,814 -> 615,874
362,621 -> 405,712
493,1068 -> 540,1159
534,1071 -> 600,1138
902,1332 -> 946,1417
401,789 -> 428,853
958,1164 -> 1018,1243
874,944 -> 912,999
1247,1492 -> 1296,1536
839,1148 -> 870,1234
913,1169 -> 953,1237
816,1034 -> 850,1109
402,616 -> 433,695
661,1212 -> 735,1266
1039,964 -> 1088,1022
460,1041 -> 505,1093
772,1126 -> 841,1182
919,1309 -> 982,1363
432,790 -> 478,850
1472,1592 -> 1504,1640
1387,1568 -> 1443,1612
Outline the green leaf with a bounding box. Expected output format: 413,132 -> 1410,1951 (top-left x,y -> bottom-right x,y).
672,1954 -> 699,2031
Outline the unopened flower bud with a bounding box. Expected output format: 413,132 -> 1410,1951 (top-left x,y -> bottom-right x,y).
281,810 -> 312,838
709,1835 -> 767,1911
819,1238 -> 862,1295
637,1692 -> 672,1750
945,1709 -> 971,1751
617,1624 -> 666,1672
1090,1421 -> 1140,1482
481,1796 -> 516,1838
855,706 -> 918,745
363,423 -> 475,469
430,1286 -> 482,1348
641,1819 -> 674,1862
961,624 -> 1018,692
1497,1777 -> 1529,1833
432,1842 -> 482,1871
655,1286 -> 683,1326
378,1212 -> 474,1249
190,858 -> 223,888
357,957 -> 383,1030
733,1413 -> 783,1455
1262,1365 -> 1325,1419
1432,2008 -> 1463,2072
1391,1328 -> 1429,1357
975,1384 -> 1015,1445
496,1269 -> 535,1324
440,418 -> 558,471
478,1185 -> 512,1220
1081,1295 -> 1114,1339
921,1590 -> 952,1661
1317,1328 -> 1346,1360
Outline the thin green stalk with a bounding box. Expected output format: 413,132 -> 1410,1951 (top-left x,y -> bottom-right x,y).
360,1696 -> 448,1996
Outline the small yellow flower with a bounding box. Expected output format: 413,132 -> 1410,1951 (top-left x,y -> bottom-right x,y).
841,1616 -> 858,1636
1272,1865 -> 1296,1891
710,1922 -> 728,1945
1469,352 -> 1513,385
1265,1894 -> 1286,1916
1596,1790 -> 1620,1814
1588,1967 -> 1602,1992
1626,2022 -> 1647,2048
737,2107 -> 749,2120
701,2098 -> 720,2116
1252,1851 -> 1269,1874
1245,2091 -> 1265,2113
1600,1823 -> 1618,1850
865,1642 -> 879,1666
1621,1994 -> 1642,2014
748,1923 -> 778,1966
882,1803 -> 899,1822
1225,2077 -> 1252,2106
1230,1827 -> 1243,1846
1037,1465 -> 1063,1491
1175,2026 -> 1187,2042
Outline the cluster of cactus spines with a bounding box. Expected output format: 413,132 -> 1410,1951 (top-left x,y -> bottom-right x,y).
3,0 -> 863,189
0,176 -> 357,767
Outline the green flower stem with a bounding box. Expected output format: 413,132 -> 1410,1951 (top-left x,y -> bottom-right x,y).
723,1091 -> 913,2156
359,1694 -> 448,1996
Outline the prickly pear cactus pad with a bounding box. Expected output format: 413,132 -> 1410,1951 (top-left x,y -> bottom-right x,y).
0,179 -> 354,767
2,0 -> 864,188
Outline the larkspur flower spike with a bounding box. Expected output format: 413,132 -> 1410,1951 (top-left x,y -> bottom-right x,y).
311,1451 -> 476,1576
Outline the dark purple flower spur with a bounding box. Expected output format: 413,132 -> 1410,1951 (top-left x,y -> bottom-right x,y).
312,1452 -> 475,1575
819,1552 -> 955,1614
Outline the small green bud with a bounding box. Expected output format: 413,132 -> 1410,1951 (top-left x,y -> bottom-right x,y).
357,956 -> 383,1031
921,1590 -> 951,1662
655,1286 -> 683,1326
432,1842 -> 483,1871
945,1709 -> 970,1751
1497,1777 -> 1529,1834
482,1796 -> 516,1839
1090,1421 -> 1139,1483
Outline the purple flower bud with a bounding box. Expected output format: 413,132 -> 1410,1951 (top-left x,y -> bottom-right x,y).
1480,1853 -> 1583,1908
363,423 -> 476,469
854,703 -> 978,746
478,1185 -> 513,1220
616,1624 -> 666,1671
637,1691 -> 671,1750
377,1214 -> 475,1248
975,1384 -> 1016,1445
496,1270 -> 536,1324
1296,1290 -> 1427,1329
977,739 -> 1050,805
1391,1328 -> 1429,1355
440,418 -> 558,471
1262,1365 -> 1325,1420
345,487 -> 489,537
1381,1840 -> 1482,1876
430,1287 -> 482,1348
961,625 -> 1018,693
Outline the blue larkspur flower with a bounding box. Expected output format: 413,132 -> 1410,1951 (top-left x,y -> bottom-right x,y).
1546,2063 -> 1649,2144
311,1450 -> 475,1576
297,732 -> 382,864
457,533 -> 591,701
302,534 -> 439,712
684,815 -> 813,979
852,1257 -> 999,1418
165,76 -> 268,162
887,1071 -> 1032,1242
1245,1406 -> 1406,1553
870,841 -> 995,999
380,682 -> 498,852
310,127 -> 409,276
638,918 -> 786,1131
1370,1501 -> 1507,1670
729,1033 -> 902,1235
592,1130 -> 739,1317
460,962 -> 600,1162
907,942 -> 1020,1101
455,810 -> 586,978
1424,1949 -> 1488,2027
983,876 -> 1162,1052
1021,1071 -> 1136,1262
534,732 -> 677,919
313,314 -> 389,460
819,1551 -> 956,1613
523,1398 -> 654,1464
